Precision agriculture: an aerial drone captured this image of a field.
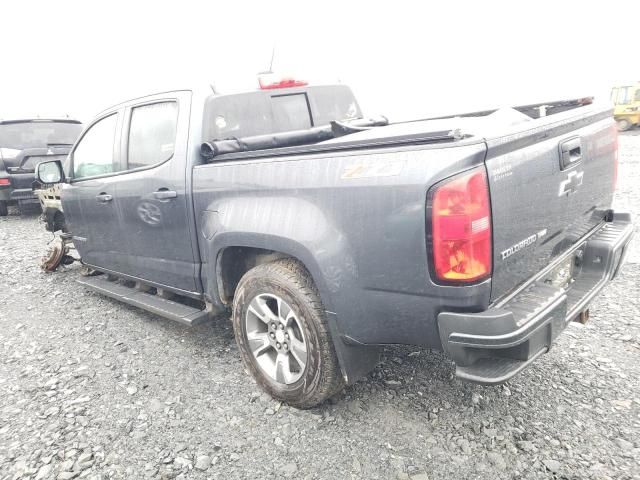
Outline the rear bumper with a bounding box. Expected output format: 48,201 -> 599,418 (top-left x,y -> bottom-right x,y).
438,212 -> 634,385
0,184 -> 9,202
10,188 -> 38,203
0,172 -> 38,203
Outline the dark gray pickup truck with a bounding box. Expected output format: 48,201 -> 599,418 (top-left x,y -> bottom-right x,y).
35,83 -> 633,408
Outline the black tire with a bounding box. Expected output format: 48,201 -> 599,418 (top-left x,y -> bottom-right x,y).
232,259 -> 344,408
617,118 -> 632,132
0,201 -> 7,217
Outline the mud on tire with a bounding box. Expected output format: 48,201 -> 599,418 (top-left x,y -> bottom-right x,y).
232,259 -> 344,408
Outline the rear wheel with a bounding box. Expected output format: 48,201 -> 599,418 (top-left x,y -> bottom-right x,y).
232,259 -> 344,408
617,118 -> 632,132
0,201 -> 7,217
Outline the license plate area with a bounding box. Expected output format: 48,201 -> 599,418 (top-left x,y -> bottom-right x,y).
542,246 -> 585,290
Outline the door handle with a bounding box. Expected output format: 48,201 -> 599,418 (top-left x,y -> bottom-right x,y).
96,193 -> 113,203
153,189 -> 177,200
559,137 -> 582,170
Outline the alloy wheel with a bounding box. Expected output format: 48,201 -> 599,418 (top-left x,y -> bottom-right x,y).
244,293 -> 308,385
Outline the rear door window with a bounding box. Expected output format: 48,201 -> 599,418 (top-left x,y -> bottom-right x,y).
127,101 -> 178,170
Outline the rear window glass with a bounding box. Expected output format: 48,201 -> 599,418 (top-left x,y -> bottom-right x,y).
307,86 -> 361,125
206,92 -> 271,140
271,94 -> 312,131
203,86 -> 361,141
0,121 -> 82,150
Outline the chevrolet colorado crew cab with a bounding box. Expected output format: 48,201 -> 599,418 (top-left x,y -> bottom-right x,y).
0,118 -> 82,215
35,81 -> 633,408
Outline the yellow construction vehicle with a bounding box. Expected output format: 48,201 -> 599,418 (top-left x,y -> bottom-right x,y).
611,83 -> 640,131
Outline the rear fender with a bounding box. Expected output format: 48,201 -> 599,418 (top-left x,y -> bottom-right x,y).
198,196 -> 380,384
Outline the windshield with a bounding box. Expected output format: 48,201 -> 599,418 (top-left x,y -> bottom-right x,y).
611,87 -> 632,105
0,121 -> 83,150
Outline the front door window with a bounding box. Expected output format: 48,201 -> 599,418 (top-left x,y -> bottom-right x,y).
73,114 -> 119,179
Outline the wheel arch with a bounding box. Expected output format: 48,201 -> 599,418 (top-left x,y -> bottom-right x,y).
212,233 -> 335,312
216,245 -> 292,305
210,233 -> 380,385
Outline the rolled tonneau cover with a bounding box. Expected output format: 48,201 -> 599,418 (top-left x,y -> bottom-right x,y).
200,117 -> 389,160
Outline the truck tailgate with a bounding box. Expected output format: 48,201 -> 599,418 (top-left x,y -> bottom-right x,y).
485,107 -> 617,301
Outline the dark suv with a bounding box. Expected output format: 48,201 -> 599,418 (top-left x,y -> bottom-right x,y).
0,118 -> 82,215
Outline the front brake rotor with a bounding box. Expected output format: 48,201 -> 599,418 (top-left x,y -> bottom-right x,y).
41,237 -> 70,272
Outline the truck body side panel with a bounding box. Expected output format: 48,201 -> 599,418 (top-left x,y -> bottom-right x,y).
192,141 -> 488,348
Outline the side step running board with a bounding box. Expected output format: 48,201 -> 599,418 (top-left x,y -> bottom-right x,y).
77,275 -> 209,326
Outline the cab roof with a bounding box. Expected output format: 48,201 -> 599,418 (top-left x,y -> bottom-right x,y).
0,118 -> 82,125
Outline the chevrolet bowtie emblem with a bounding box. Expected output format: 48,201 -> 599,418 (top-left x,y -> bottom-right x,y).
558,170 -> 584,197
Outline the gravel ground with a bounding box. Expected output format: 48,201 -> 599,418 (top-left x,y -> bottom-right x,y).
1,135 -> 639,480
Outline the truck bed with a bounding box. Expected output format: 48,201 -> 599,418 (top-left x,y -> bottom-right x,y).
193,99 -> 616,349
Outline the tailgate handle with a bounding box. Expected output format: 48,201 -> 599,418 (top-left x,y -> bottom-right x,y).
559,137 -> 582,170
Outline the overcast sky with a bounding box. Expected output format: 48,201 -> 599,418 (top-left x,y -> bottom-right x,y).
2,1 -> 638,123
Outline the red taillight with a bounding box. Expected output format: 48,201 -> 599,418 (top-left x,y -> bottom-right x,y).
0,178 -> 10,186
613,128 -> 619,191
258,76 -> 308,90
430,168 -> 492,283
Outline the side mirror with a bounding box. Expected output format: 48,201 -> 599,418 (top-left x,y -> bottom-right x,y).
36,160 -> 65,184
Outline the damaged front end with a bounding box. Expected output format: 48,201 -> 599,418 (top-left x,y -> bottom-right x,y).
34,183 -> 79,272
